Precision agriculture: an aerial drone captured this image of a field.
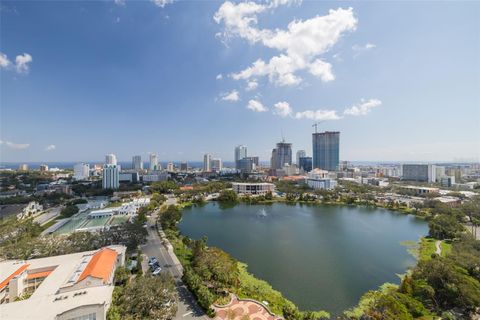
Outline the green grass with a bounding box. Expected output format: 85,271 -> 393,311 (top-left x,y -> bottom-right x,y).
41,218 -> 58,230
441,240 -> 452,256
83,217 -> 110,228
419,238 -> 437,261
106,201 -> 123,208
110,215 -> 130,225
418,237 -> 452,261
170,236 -> 193,267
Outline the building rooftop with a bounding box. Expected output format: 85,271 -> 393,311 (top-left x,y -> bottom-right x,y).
77,248 -> 118,284
0,245 -> 125,320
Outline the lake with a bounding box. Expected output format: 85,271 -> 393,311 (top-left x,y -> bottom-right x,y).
178,203 -> 428,315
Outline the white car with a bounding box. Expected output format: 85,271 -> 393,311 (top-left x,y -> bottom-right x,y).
152,267 -> 162,276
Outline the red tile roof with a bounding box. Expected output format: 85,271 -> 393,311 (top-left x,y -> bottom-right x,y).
77,248 -> 118,284
26,270 -> 53,280
0,264 -> 29,290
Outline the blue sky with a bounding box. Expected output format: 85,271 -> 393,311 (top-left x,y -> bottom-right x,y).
1,0 -> 479,163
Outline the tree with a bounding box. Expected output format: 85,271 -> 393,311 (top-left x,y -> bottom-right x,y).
150,181 -> 179,193
114,266 -> 129,286
159,205 -> 182,231
110,274 -> 178,320
428,215 -> 464,240
411,257 -> 480,313
59,204 -> 79,218
218,190 -> 238,203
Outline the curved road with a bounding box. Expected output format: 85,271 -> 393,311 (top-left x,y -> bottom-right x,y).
141,196 -> 208,320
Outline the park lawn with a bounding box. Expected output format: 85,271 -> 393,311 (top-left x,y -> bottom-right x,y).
418,237 -> 452,261
419,238 -> 437,261
170,236 -> 193,267
41,218 -> 58,231
441,240 -> 452,256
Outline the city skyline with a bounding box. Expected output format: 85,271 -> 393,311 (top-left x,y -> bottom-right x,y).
1,1 -> 479,163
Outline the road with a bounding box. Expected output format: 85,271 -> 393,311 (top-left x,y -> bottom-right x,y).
34,206 -> 62,226
141,196 -> 208,320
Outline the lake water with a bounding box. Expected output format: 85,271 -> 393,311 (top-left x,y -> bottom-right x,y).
178,203 -> 428,315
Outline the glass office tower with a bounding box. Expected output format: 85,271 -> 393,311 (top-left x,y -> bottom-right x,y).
312,131 -> 340,171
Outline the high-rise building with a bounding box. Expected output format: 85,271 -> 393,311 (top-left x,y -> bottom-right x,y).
132,155 -> 143,170
105,154 -> 117,165
149,154 -> 158,171
39,164 -> 49,172
402,164 -> 436,183
102,164 -> 119,189
211,158 -> 223,172
74,163 -> 90,180
180,161 -> 188,172
270,149 -> 277,170
203,154 -> 212,172
235,145 -> 248,169
312,131 -> 340,171
272,141 -> 292,170
296,150 -> 306,165
18,164 -> 29,171
238,158 -> 255,173
167,162 -> 174,172
244,156 -> 259,167
299,156 -> 313,172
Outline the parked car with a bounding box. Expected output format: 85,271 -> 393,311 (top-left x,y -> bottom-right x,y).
152,267 -> 162,276
150,261 -> 161,270
148,257 -> 158,266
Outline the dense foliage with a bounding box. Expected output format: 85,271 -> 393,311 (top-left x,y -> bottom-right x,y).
0,216 -> 148,260
150,181 -> 179,193
217,189 -> 238,203
107,274 -> 178,320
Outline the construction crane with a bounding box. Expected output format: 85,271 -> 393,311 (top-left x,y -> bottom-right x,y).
312,121 -> 324,134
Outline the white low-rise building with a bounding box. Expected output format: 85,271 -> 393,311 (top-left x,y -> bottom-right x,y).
232,182 -> 275,196
306,169 -> 337,190
88,198 -> 150,218
0,246 -> 125,320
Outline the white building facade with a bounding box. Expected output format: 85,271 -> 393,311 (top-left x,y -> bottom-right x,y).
105,154 -> 117,165
306,169 -> 337,190
74,163 -> 90,180
102,164 -> 119,189
232,182 -> 275,196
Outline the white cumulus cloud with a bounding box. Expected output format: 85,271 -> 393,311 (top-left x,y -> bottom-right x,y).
0,52 -> 11,68
114,0 -> 126,6
45,144 -> 56,151
15,53 -> 33,74
343,98 -> 382,116
273,101 -> 292,117
247,99 -> 267,112
1,52 -> 33,74
352,43 -> 376,57
152,0 -> 174,8
0,140 -> 30,150
221,90 -> 240,102
294,109 -> 341,121
215,3 -> 357,86
216,74 -> 223,80
246,80 -> 258,91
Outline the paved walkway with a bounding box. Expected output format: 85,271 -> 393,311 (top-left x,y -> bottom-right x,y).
213,295 -> 282,320
435,240 -> 442,255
